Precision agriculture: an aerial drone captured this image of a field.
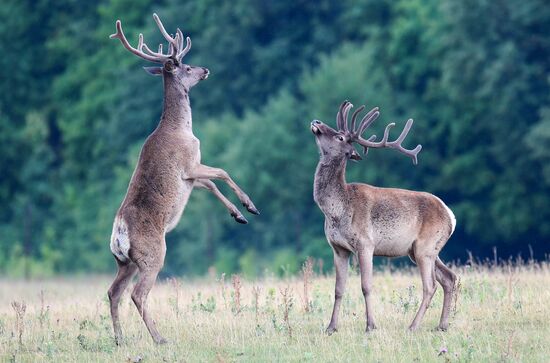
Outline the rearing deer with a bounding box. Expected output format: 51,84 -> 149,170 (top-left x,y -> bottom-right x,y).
311,101 -> 457,334
107,14 -> 259,345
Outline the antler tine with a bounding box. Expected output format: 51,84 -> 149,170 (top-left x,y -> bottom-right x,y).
361,122 -> 394,148
176,29 -> 184,51
357,107 -> 380,136
388,118 -> 413,146
386,119 -> 422,164
171,32 -> 180,57
177,36 -> 192,61
350,105 -> 365,134
341,102 -> 353,133
110,20 -> 166,63
142,43 -> 167,57
336,101 -> 345,131
138,33 -> 144,50
152,13 -> 178,49
336,101 -> 349,131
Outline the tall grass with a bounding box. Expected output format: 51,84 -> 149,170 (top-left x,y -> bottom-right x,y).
0,259 -> 548,362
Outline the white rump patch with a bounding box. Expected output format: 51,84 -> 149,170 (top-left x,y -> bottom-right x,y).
434,196 -> 456,235
110,216 -> 131,262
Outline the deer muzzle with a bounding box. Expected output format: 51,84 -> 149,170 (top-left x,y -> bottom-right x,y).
311,120 -> 322,135
201,68 -> 210,80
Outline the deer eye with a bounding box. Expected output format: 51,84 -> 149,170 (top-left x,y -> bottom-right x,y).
336,135 -> 345,142
186,66 -> 192,73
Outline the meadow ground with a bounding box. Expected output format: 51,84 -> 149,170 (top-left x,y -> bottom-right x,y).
0,260 -> 549,362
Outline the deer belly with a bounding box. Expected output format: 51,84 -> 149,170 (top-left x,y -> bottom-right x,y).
372,225 -> 415,257
165,181 -> 193,232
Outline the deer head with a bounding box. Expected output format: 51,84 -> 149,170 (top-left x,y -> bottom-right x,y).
311,101 -> 422,164
110,13 -> 209,91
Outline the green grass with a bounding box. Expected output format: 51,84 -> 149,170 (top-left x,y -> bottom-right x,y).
0,261 -> 549,362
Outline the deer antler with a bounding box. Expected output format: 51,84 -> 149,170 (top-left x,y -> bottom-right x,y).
338,101 -> 422,164
152,14 -> 191,61
110,13 -> 191,63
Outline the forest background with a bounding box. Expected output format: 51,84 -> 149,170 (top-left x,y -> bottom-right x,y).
1,0 -> 549,277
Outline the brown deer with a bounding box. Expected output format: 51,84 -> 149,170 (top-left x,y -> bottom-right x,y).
311,101 -> 457,334
107,14 -> 259,344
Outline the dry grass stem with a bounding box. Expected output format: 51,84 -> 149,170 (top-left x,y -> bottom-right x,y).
280,286 -> 293,339
252,285 -> 262,327
231,274 -> 242,315
11,300 -> 27,348
302,257 -> 314,313
219,273 -> 227,310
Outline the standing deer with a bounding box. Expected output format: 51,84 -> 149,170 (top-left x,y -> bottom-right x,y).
107,14 -> 259,345
311,101 -> 457,334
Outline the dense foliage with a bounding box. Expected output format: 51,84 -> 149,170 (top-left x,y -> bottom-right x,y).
1,0 -> 549,277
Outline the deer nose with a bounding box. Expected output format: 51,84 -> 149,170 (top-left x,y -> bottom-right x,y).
200,68 -> 210,80
312,120 -> 321,125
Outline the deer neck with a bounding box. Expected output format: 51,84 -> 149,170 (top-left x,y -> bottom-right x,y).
313,155 -> 348,213
158,75 -> 192,132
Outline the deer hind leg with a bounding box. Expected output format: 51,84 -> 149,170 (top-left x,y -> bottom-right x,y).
193,179 -> 248,224
131,239 -> 167,344
435,257 -> 457,331
108,260 -> 138,345
187,164 -> 259,215
326,247 -> 351,335
409,254 -> 437,331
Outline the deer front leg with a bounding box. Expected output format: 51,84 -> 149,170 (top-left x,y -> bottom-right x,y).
357,246 -> 376,332
187,164 -> 259,215
194,179 -> 248,224
326,247 -> 351,335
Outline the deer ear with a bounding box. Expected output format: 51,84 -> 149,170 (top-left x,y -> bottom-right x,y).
143,67 -> 163,76
349,149 -> 362,161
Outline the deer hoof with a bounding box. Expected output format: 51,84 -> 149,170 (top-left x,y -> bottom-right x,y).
244,204 -> 260,215
233,214 -> 248,224
154,336 -> 168,345
325,327 -> 337,336
366,324 -> 377,332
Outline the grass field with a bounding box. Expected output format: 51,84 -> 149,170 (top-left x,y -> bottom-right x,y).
0,260 -> 549,362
